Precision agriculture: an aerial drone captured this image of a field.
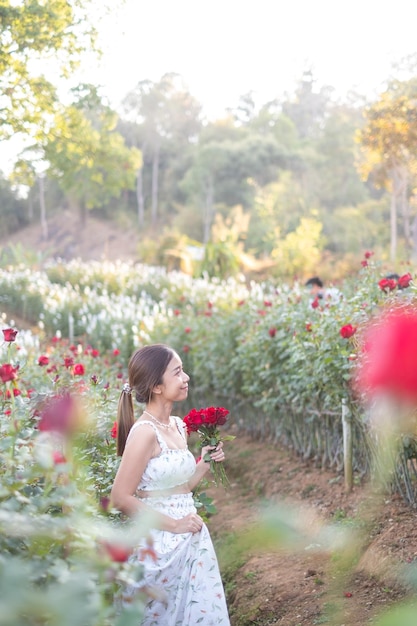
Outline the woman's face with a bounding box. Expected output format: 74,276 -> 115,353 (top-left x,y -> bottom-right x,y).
160,352 -> 189,402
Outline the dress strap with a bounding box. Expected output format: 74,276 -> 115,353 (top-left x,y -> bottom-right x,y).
171,416 -> 187,442
127,420 -> 168,451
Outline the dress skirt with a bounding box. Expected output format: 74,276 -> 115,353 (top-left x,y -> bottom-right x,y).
124,492 -> 230,626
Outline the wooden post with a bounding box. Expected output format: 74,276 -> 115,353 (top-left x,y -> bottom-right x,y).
68,313 -> 74,344
342,399 -> 353,493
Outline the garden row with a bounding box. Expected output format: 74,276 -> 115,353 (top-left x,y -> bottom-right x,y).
0,255 -> 416,624
1,256 -> 415,484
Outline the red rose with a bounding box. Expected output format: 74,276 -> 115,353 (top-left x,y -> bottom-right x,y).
53,451 -> 67,464
100,497 -> 110,512
354,305 -> 417,401
38,355 -> 49,366
183,408 -> 204,433
37,393 -> 83,436
378,278 -> 397,293
398,273 -> 412,289
340,324 -> 357,339
305,322 -> 312,332
64,357 -> 74,368
311,297 -> 320,309
364,251 -> 373,259
2,328 -> 18,342
182,345 -> 190,353
0,363 -> 18,383
73,363 -> 85,376
91,349 -> 100,358
100,540 -> 132,563
185,327 -> 191,333
112,348 -> 120,356
361,260 -> 368,268
110,421 -> 118,439
268,327 -> 277,337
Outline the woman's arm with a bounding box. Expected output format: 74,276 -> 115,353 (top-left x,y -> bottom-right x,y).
110,427 -> 178,531
110,426 -> 205,534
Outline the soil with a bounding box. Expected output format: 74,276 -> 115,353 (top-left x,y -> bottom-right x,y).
4,215 -> 417,625
2,211 -> 140,263
205,432 -> 417,626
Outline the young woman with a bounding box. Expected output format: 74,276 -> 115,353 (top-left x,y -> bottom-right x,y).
111,343 -> 230,625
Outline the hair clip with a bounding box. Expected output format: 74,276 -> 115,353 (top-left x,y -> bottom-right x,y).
122,382 -> 132,394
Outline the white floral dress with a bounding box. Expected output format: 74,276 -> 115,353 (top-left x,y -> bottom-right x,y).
123,417 -> 230,626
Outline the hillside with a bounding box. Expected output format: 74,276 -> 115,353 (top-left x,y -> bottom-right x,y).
1,212 -> 140,263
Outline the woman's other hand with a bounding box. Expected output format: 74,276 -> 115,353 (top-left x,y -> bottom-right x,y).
174,513 -> 204,534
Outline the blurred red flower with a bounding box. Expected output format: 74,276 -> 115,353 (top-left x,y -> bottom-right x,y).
53,451 -> 67,464
340,324 -> 357,339
73,363 -> 85,376
100,540 -> 132,563
354,305 -> 417,401
378,278 -> 397,293
37,393 -> 83,436
111,421 -> 118,439
398,273 -> 412,289
0,363 -> 18,383
268,327 -> 277,337
38,355 -> 49,366
311,297 -> 320,309
2,328 -> 18,342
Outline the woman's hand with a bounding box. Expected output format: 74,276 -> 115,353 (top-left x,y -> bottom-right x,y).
174,513 -> 204,534
202,441 -> 225,463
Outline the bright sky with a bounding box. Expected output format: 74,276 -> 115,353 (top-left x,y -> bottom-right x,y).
85,0 -> 417,118
2,0 -> 417,176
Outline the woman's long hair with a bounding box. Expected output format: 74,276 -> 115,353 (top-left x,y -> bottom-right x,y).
116,344 -> 174,455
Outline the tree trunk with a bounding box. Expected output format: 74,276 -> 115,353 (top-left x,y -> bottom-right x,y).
136,166 -> 145,227
38,176 -> 48,240
389,169 -> 398,263
151,149 -> 159,228
399,167 -> 410,248
28,191 -> 34,221
203,176 -> 214,244
411,214 -> 417,263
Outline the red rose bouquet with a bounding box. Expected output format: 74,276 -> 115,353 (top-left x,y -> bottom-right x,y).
183,406 -> 234,487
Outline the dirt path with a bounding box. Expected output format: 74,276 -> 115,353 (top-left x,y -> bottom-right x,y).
204,433 -> 417,626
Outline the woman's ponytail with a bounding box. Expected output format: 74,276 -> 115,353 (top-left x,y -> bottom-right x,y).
116,391 -> 135,456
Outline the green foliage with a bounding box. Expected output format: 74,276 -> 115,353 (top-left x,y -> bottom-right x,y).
38,86 -> 141,216
0,0 -> 97,139
0,335 -> 148,625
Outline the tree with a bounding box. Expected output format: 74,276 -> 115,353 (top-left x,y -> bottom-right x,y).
37,85 -> 141,225
282,70 -> 334,141
121,73 -> 202,228
181,119 -> 289,243
358,87 -> 417,261
0,0 -> 97,140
